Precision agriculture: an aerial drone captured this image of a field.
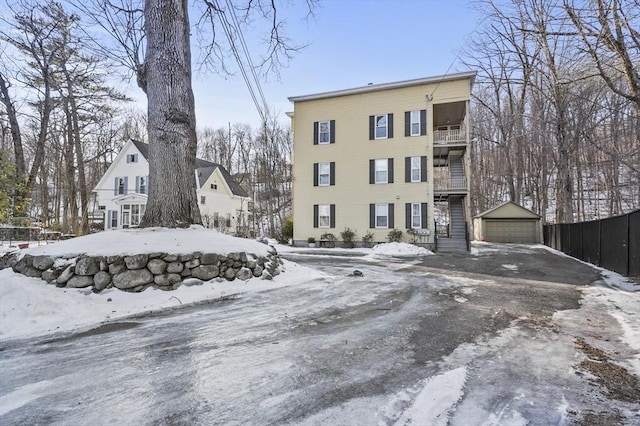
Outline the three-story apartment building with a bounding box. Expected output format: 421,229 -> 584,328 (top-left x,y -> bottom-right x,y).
288,71 -> 475,250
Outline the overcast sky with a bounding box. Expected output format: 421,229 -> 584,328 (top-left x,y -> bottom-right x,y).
126,0 -> 482,130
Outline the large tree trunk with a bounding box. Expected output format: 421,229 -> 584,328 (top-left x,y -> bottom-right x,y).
140,0 -> 201,228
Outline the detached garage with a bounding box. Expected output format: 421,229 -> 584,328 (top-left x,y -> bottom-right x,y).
473,202 -> 543,243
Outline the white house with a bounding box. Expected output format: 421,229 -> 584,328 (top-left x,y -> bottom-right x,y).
93,140 -> 251,233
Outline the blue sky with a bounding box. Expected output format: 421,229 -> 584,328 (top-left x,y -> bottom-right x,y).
151,0 -> 483,130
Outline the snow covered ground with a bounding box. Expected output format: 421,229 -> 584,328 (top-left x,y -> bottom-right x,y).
1,230 -> 639,425
0,228 -> 431,340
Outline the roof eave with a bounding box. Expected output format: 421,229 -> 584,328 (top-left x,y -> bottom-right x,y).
288,71 -> 477,103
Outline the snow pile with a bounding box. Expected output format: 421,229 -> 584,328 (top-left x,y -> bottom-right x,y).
369,242 -> 434,257
19,225 -> 271,258
0,227 -> 323,340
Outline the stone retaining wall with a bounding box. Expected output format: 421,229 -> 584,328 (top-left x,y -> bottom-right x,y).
0,250 -> 281,293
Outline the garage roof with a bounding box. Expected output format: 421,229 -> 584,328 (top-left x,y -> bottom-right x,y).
474,201 -> 541,219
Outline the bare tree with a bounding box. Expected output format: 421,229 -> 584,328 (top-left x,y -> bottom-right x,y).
564,0 -> 640,113
77,0 -> 316,228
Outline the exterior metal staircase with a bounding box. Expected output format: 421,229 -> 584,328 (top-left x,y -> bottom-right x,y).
437,194 -> 468,253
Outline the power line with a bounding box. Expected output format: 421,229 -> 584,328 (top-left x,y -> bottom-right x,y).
224,0 -> 269,118
212,0 -> 267,124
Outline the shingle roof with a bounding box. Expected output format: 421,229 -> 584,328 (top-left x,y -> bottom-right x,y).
131,140 -> 249,197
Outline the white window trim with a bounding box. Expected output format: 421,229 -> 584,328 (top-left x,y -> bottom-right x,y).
410,111 -> 421,136
411,157 -> 421,183
375,115 -> 388,140
318,120 -> 331,144
375,203 -> 389,229
375,159 -> 388,184
411,203 -> 422,229
318,204 -> 331,228
318,162 -> 330,186
200,196 -> 206,205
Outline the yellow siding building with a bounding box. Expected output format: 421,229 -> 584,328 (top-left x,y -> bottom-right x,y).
288,72 -> 476,251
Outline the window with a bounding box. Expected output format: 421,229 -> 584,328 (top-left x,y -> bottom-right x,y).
110,211 -> 117,228
411,203 -> 421,228
405,156 -> 427,182
318,163 -> 330,186
200,196 -> 206,205
376,204 -> 388,228
405,202 -> 427,229
131,204 -> 145,227
213,212 -> 219,228
405,110 -> 427,136
369,114 -> 394,140
117,177 -> 126,195
319,121 -> 330,144
370,203 -> 394,229
375,115 -> 387,139
410,111 -> 420,136
313,204 -> 335,228
314,120 -> 335,144
375,159 -> 387,183
318,205 -> 330,228
370,158 -> 393,184
126,154 -> 138,163
411,157 -> 421,182
314,162 -> 335,186
211,183 -> 217,190
136,176 -> 147,194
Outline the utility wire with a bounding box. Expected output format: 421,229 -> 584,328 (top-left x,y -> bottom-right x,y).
224,0 -> 269,118
212,0 -> 267,124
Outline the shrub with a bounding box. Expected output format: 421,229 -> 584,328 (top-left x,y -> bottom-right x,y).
281,218 -> 293,242
362,231 -> 375,248
340,227 -> 356,248
387,228 -> 403,243
320,232 -> 336,248
307,237 -> 316,244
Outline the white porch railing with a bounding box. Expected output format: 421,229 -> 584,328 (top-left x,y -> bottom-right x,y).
434,128 -> 466,144
434,176 -> 468,191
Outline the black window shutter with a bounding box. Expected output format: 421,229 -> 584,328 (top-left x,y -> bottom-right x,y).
369,159 -> 375,184
330,120 -> 336,144
313,122 -> 319,145
404,111 -> 410,137
421,156 -> 428,182
389,203 -> 395,228
330,162 -> 335,186
388,158 -> 394,183
313,163 -> 319,186
420,109 -> 427,135
313,205 -> 319,228
405,203 -> 411,229
388,113 -> 394,138
421,203 -> 428,228
330,204 -> 336,228
369,204 -> 375,228
405,157 -> 411,182
369,116 -> 374,140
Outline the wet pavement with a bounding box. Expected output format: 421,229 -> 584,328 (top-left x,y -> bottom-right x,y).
1,244 -> 638,425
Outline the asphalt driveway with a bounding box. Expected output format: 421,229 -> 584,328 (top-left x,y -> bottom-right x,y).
1,242 -> 638,425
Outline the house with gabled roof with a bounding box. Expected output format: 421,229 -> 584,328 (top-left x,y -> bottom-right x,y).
92,140 -> 251,233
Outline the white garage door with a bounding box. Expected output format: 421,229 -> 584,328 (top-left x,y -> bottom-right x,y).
484,220 -> 539,243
